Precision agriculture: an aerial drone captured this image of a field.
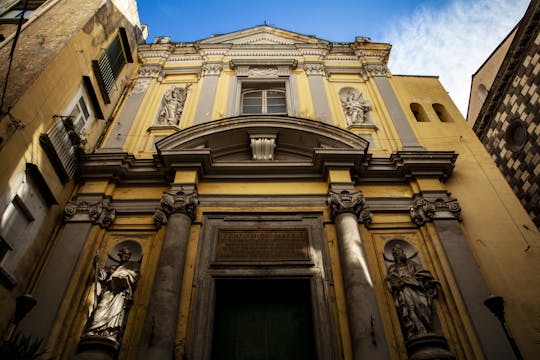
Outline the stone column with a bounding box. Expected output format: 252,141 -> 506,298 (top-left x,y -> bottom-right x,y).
410,192 -> 516,359
139,189 -> 198,359
327,190 -> 389,360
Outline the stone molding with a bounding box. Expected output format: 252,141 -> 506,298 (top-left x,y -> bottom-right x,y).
409,193 -> 462,226
64,199 -> 116,229
327,190 -> 372,224
153,190 -> 199,227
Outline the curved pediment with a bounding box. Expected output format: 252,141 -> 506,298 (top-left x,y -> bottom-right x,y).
155,115 -> 369,179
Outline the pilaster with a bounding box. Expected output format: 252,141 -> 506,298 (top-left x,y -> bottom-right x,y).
410,192 -> 517,359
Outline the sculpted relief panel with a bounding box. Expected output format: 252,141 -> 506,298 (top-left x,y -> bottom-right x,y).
155,85 -> 191,126
339,87 -> 372,125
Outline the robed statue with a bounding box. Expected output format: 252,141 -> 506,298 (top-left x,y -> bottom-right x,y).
339,87 -> 371,125
157,85 -> 190,125
85,246 -> 140,339
385,243 -> 439,339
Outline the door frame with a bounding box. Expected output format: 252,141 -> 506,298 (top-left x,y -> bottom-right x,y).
186,213 -> 339,360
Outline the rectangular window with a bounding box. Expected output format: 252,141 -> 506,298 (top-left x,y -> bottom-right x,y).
93,28 -> 133,103
241,82 -> 287,115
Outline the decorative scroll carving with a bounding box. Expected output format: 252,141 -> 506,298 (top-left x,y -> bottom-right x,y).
202,63 -> 223,76
410,195 -> 462,226
304,63 -> 325,76
137,64 -> 162,78
384,241 -> 439,339
156,85 -> 191,126
339,87 -> 371,125
153,189 -> 199,227
327,190 -> 372,224
83,241 -> 142,341
364,63 -> 388,77
250,134 -> 276,160
64,199 -> 116,229
89,202 -> 117,229
248,66 -> 278,78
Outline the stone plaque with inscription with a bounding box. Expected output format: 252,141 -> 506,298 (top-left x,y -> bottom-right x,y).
216,229 -> 310,262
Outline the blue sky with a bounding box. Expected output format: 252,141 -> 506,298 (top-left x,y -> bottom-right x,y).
135,0 -> 530,116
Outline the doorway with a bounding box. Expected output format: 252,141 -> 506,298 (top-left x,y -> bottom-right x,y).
211,279 -> 316,360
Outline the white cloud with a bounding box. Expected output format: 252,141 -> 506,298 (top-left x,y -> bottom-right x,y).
385,0 -> 530,117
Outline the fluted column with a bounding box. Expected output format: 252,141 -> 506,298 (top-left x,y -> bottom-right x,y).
327,190 -> 389,360
140,189 -> 198,359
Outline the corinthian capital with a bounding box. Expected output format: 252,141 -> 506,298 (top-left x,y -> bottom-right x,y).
304,63 -> 325,76
153,190 -> 199,227
202,63 -> 223,76
64,199 -> 116,229
410,194 -> 462,226
327,190 -> 372,224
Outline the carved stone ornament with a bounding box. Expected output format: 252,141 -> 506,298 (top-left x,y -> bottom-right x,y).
153,190 -> 199,227
248,66 -> 278,78
339,87 -> 372,125
304,63 -> 325,76
64,200 -> 116,229
202,63 -> 223,76
410,195 -> 462,226
250,134 -> 276,160
132,78 -> 151,94
137,64 -> 162,78
364,63 -> 388,77
327,190 -> 372,224
156,85 -> 191,126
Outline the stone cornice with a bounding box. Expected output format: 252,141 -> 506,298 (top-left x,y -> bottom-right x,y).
80,118 -> 456,184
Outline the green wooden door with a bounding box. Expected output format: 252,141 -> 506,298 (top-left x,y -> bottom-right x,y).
211,279 -> 316,360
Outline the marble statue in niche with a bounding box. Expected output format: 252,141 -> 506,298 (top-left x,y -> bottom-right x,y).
339,87 -> 371,125
157,85 -> 191,125
84,241 -> 142,340
384,241 -> 439,339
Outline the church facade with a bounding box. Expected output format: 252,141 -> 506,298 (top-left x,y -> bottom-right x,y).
1,2 -> 539,359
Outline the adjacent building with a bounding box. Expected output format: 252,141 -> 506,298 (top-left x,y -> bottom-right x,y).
1,1 -> 539,359
468,0 -> 540,230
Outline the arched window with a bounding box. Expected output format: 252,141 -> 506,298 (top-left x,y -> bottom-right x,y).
241,83 -> 287,114
432,103 -> 453,123
410,103 -> 429,122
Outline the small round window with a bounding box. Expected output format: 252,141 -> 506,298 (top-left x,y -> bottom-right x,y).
505,119 -> 527,152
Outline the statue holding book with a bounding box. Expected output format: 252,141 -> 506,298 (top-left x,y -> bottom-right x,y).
86,246 -> 140,339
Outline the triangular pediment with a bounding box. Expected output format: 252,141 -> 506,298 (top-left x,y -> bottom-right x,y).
198,25 -> 328,45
